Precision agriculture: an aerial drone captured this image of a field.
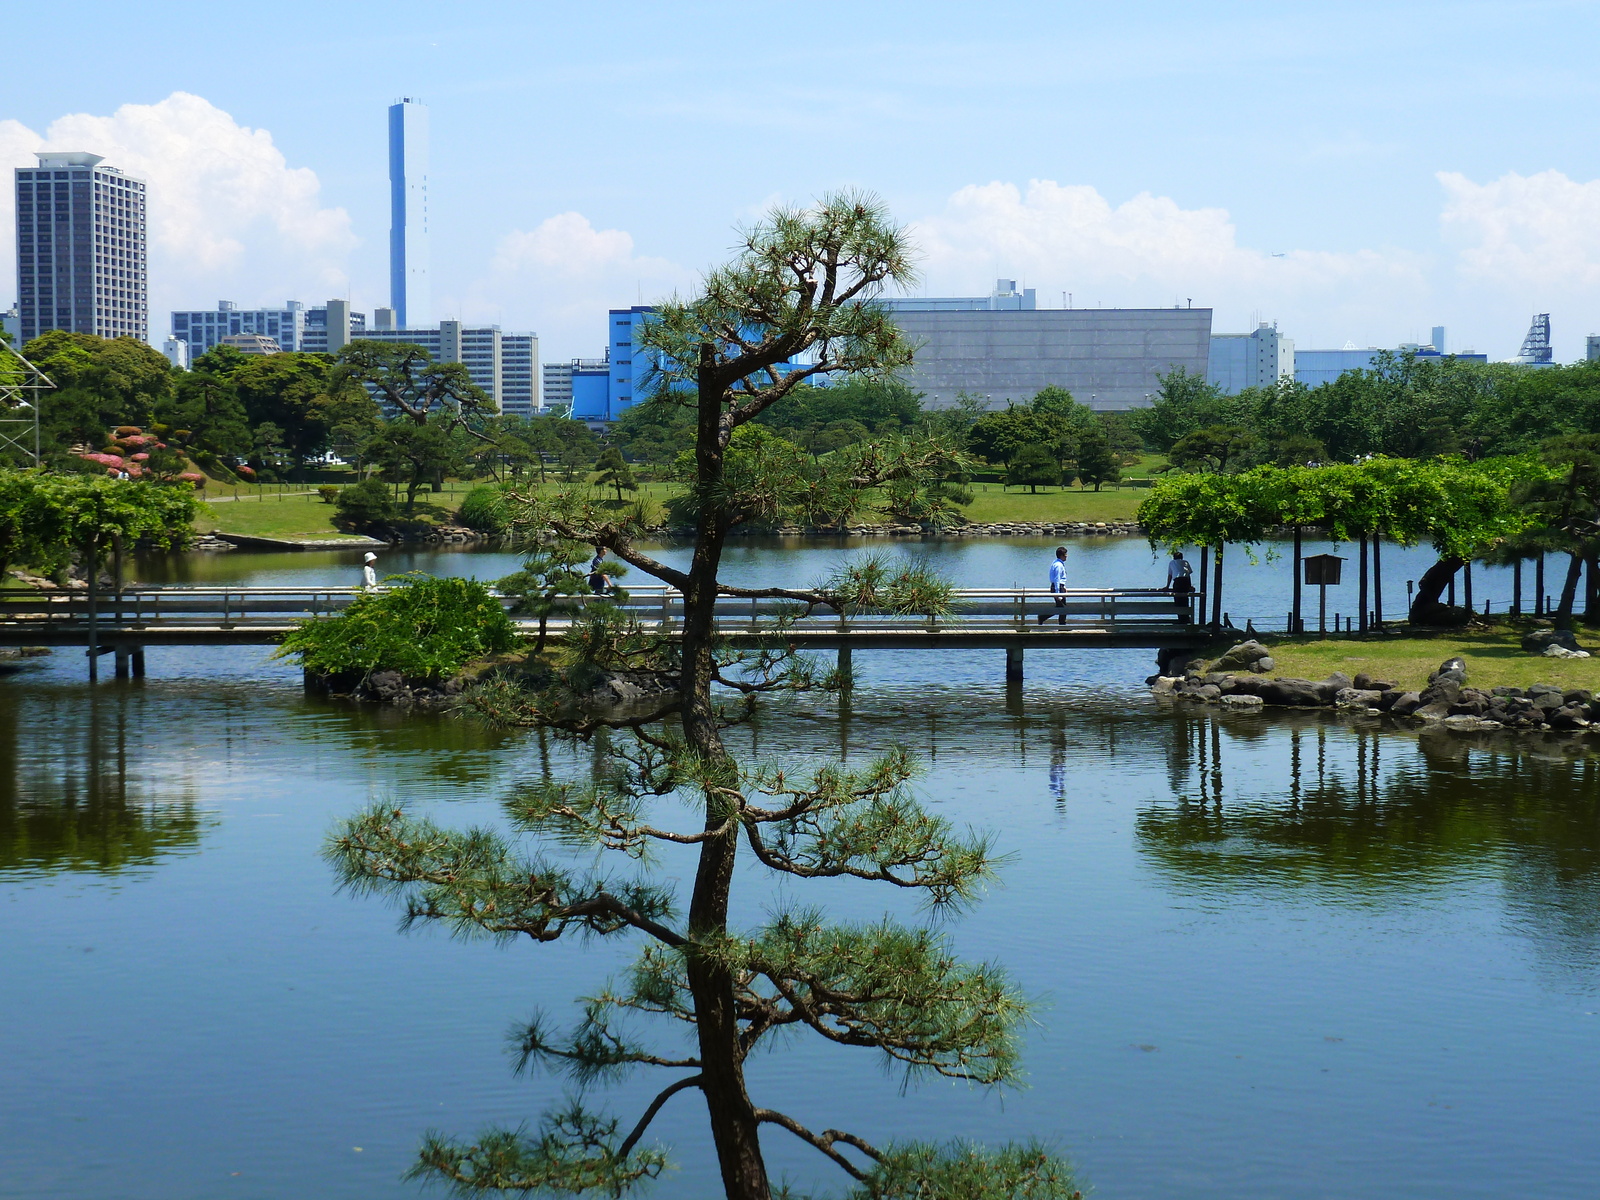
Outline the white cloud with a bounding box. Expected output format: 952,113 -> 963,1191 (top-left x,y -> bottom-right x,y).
1,92 -> 355,330
468,211 -> 692,361
1440,169 -> 1600,289
907,179 -> 1428,341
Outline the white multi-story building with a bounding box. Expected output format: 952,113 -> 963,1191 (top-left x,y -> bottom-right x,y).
1207,322 -> 1295,394
388,99 -> 430,329
14,151 -> 148,344
171,300 -> 366,358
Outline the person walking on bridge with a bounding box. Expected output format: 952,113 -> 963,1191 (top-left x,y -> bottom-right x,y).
1038,546 -> 1070,624
361,551 -> 379,590
1165,549 -> 1194,623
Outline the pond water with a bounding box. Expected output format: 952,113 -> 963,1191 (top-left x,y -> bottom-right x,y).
3,540 -> 1598,1199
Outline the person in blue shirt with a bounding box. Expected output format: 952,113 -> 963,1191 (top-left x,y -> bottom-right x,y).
1038,546 -> 1069,624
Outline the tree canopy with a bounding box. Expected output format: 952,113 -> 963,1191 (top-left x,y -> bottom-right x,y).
0,470 -> 199,578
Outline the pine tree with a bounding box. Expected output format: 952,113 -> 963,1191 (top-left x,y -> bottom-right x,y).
594,444 -> 637,503
327,195 -> 1078,1200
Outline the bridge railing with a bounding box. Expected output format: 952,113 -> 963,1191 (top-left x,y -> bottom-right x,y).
0,584 -> 1205,630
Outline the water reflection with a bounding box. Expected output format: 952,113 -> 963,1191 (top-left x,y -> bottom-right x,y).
0,692 -> 209,877
1136,715 -> 1600,977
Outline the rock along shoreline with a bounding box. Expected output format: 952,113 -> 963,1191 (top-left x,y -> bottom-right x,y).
1155,636 -> 1600,737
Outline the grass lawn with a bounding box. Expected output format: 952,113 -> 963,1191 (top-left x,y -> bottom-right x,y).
197,492 -> 368,540
959,482 -> 1146,524
1224,627 -> 1600,693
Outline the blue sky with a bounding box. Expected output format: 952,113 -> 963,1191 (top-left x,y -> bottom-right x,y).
6,0 -> 1600,363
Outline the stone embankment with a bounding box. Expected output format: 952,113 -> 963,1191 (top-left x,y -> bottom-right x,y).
305,659 -> 675,712
1155,638 -> 1600,734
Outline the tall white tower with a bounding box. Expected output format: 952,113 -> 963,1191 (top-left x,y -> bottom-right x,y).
388,98 -> 430,329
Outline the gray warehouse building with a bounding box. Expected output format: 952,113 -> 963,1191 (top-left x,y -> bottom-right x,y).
882,282 -> 1212,411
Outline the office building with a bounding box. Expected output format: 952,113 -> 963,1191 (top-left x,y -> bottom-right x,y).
542,361 -> 580,412
880,284 -> 1212,411
1,305 -> 19,347
1207,322 -> 1295,395
1293,328 -> 1486,388
172,300 -> 306,356
388,99 -> 430,329
886,278 -> 1037,312
357,319 -> 537,416
161,336 -> 189,369
1587,335 -> 1600,363
1515,314 -> 1554,367
220,333 -> 280,355
299,302 -> 366,354
14,151 -> 147,344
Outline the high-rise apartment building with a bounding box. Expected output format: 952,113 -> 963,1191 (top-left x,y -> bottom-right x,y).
170,300 -> 366,357
14,151 -> 147,344
388,99 -> 430,329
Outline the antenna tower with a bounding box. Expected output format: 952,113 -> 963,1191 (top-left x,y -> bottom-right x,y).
0,340 -> 54,467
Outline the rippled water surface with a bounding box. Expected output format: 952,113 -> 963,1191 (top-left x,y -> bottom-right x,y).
3,541 -> 1598,1199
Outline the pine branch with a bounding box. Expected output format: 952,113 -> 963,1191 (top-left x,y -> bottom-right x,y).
617,1075 -> 703,1157
753,1107 -> 879,1180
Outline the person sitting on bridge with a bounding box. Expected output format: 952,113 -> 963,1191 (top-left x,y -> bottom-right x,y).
1037,546 -> 1069,624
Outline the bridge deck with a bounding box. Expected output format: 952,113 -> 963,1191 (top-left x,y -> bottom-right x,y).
0,586 -> 1215,653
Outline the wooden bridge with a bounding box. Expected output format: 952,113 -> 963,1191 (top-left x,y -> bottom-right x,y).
0,585 -> 1215,679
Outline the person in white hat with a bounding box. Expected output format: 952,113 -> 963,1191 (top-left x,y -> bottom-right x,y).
361,551 -> 378,589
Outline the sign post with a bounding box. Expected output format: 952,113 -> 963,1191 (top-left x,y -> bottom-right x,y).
1304,554 -> 1345,639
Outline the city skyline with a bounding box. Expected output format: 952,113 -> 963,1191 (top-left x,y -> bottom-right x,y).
3,3 -> 1600,363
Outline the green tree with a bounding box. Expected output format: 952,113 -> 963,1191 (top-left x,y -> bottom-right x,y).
1166,425 -> 1261,474
1005,442 -> 1060,492
1074,424 -> 1121,490
0,470 -> 197,580
153,372 -> 253,463
594,445 -> 638,503
365,419 -> 471,508
277,574 -> 517,682
496,538 -> 609,653
1512,436 -> 1600,630
328,195 -> 1069,1199
1127,366 -> 1236,451
332,478 -> 398,533
335,340 -> 495,427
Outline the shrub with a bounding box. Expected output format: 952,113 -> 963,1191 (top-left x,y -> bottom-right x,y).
333,478 -> 398,532
276,573 -> 518,681
456,484 -> 509,533
317,485 -> 341,505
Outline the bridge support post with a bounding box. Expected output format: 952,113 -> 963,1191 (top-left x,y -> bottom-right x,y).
114,645 -> 129,679
836,646 -> 852,685
1005,646 -> 1024,680
131,646 -> 145,678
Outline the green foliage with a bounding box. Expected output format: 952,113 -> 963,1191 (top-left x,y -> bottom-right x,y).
1005,443 -> 1061,492
848,1141 -> 1079,1199
193,348 -> 373,462
332,478 -> 398,532
1165,424 -> 1260,474
593,445 -> 637,502
316,485 -> 340,504
335,340 -> 495,427
277,574 -> 518,680
1134,354 -> 1600,462
365,418 -> 473,507
0,470 -> 198,576
497,538 -> 617,652
754,377 -> 925,445
410,1105 -> 669,1195
1073,424 -> 1120,490
153,371 -> 252,460
457,484 -> 511,534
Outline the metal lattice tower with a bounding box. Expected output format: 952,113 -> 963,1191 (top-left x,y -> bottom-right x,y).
1517,313 -> 1553,365
0,340 -> 54,468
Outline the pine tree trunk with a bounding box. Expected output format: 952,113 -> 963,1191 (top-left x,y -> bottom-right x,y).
680,366 -> 772,1200
1410,556 -> 1464,623
1554,552 -> 1584,631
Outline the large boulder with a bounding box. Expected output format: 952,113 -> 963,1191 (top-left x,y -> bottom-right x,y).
1214,640 -> 1272,672
1419,677 -> 1463,707
1221,694 -> 1265,711
1256,677 -> 1330,707
1543,645 -> 1592,659
1252,656 -> 1276,673
1547,704 -> 1591,731
1429,657 -> 1468,686
1388,691 -> 1424,717
1523,628 -> 1582,654
1335,687 -> 1384,709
